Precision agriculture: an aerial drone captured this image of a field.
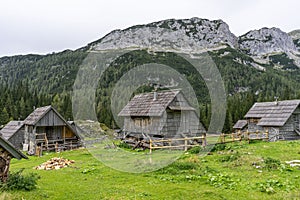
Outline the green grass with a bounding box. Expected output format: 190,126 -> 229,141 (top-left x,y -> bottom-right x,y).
3,140 -> 300,200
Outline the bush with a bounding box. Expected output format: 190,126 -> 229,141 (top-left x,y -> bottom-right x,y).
157,161 -> 198,175
117,141 -> 131,149
218,152 -> 240,162
188,146 -> 203,154
211,144 -> 226,152
263,157 -> 281,170
0,169 -> 40,191
256,179 -> 295,194
207,172 -> 237,190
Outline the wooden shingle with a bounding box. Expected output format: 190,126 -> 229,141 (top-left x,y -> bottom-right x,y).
245,100 -> 300,126
233,120 -> 248,129
118,90 -> 186,117
0,121 -> 24,140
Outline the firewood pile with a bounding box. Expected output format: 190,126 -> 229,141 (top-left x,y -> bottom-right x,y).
35,157 -> 75,170
285,160 -> 300,167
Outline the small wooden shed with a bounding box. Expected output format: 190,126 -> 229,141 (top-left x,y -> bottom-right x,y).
23,105 -> 81,154
244,100 -> 300,140
0,135 -> 27,182
0,121 -> 24,149
233,120 -> 248,132
118,90 -> 206,139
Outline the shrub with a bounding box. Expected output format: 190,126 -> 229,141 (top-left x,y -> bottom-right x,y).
256,179 -> 295,194
211,144 -> 226,152
188,146 -> 203,154
157,161 -> 198,175
0,169 -> 40,191
263,157 -> 281,170
116,141 -> 131,149
207,173 -> 237,190
218,152 -> 240,162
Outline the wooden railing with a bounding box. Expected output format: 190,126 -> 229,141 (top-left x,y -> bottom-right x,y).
149,130 -> 270,153
149,136 -> 205,153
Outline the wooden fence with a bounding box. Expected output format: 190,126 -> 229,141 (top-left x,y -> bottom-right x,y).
149,130 -> 269,153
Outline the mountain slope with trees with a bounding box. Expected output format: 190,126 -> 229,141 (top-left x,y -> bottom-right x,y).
0,18 -> 300,132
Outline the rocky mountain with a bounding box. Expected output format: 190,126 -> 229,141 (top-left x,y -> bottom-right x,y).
289,29 -> 300,51
92,18 -> 238,52
91,18 -> 300,70
239,27 -> 297,56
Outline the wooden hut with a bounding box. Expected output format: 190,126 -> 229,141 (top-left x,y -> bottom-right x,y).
0,121 -> 24,149
0,135 -> 27,182
244,100 -> 300,140
118,90 -> 206,140
23,105 -> 81,154
233,120 -> 248,132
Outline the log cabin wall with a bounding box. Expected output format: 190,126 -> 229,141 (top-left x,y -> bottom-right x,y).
8,129 -> 25,149
35,110 -> 65,126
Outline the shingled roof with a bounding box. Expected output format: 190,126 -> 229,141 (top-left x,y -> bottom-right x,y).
244,100 -> 300,126
0,135 -> 27,159
23,105 -> 52,125
0,121 -> 24,140
233,120 -> 248,129
118,90 -> 195,117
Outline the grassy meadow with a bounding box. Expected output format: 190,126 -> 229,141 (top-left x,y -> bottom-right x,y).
1,140 -> 300,200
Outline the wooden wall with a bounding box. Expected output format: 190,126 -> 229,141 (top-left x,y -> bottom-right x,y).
8,129 -> 25,150
36,110 -> 65,127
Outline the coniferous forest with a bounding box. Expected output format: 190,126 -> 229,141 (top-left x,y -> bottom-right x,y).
0,45 -> 300,133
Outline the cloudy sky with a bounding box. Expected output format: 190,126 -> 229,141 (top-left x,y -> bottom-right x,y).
1,0 -> 299,57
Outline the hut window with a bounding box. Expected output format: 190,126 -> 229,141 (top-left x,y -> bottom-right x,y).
131,117 -> 151,127
250,118 -> 259,123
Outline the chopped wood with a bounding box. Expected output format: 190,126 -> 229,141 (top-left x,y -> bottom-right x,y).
285,160 -> 300,167
34,157 -> 75,170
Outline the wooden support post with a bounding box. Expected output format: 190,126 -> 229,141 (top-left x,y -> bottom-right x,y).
256,130 -> 259,139
266,129 -> 269,141
149,139 -> 152,154
36,146 -> 41,157
202,134 -> 207,147
247,130 -> 250,143
40,143 -> 43,157
232,133 -> 234,142
55,142 -> 58,152
238,130 -> 241,140
184,138 -> 188,151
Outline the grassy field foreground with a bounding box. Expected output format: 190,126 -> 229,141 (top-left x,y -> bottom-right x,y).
1,140 -> 300,200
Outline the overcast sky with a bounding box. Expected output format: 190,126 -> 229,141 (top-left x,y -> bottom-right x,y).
1,0 -> 299,57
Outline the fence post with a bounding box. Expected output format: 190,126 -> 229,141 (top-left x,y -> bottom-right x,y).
55,142 -> 58,152
149,139 -> 152,154
247,130 -> 250,143
184,138 -> 188,151
202,134 -> 207,147
266,129 -> 269,141
232,133 -> 234,142
256,130 -> 259,139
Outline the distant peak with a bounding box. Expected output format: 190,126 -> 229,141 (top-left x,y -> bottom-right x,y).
90,17 -> 238,52
239,27 -> 297,56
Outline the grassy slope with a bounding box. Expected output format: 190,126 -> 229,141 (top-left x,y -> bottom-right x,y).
3,140 -> 300,200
